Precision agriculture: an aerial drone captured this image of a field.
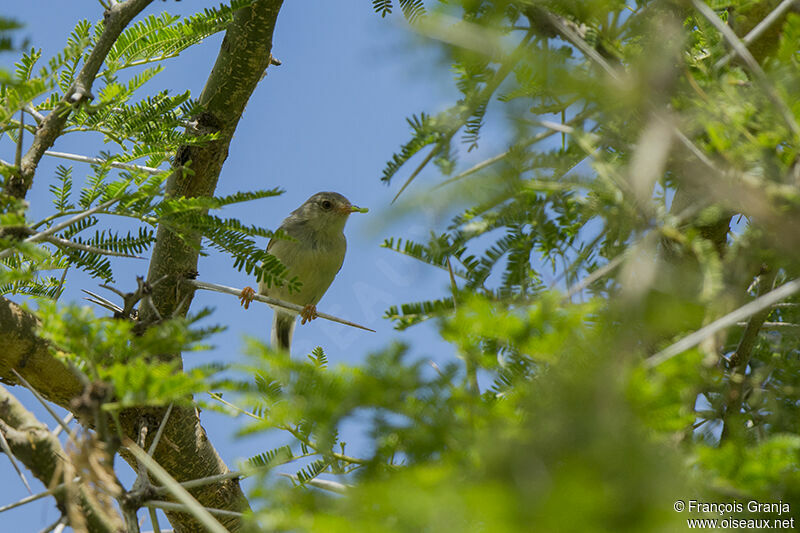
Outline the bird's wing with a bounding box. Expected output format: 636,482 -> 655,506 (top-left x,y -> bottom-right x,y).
336,235 -> 346,273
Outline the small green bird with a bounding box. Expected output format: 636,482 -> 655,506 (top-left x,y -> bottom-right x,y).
240,192 -> 367,353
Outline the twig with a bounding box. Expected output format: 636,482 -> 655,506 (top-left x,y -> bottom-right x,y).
145,500 -> 243,519
0,428 -> 33,494
754,321 -> 800,331
154,470 -> 244,492
82,289 -> 126,315
720,270 -> 778,441
208,392 -> 261,421
715,0 -> 799,69
433,150 -> 510,190
542,11 -> 619,79
564,253 -> 626,301
447,257 -> 479,395
148,507 -> 161,533
0,197 -> 121,261
185,279 -> 376,333
391,144 -> 442,204
10,369 -> 77,443
280,424 -> 368,466
670,122 -> 718,172
44,150 -> 164,175
15,112 -> 24,170
41,234 -> 146,259
277,473 -> 350,494
35,197 -> 121,239
125,440 -> 229,533
24,104 -> 44,124
391,31 -> 535,203
51,412 -> 74,438
645,277 -> 800,368
0,478 -> 78,513
434,112 -> 592,190
37,515 -> 68,533
7,0 -> 155,199
692,0 -> 800,137
147,403 -> 174,456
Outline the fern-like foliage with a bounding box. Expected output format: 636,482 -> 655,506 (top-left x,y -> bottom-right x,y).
398,0 -> 426,23
372,0 -> 393,17
308,346 -> 328,368
50,165 -> 75,212
381,113 -> 443,183
370,0 -> 426,22
384,297 -> 455,330
103,1 -> 255,72
295,458 -> 330,484
247,445 -> 294,469
72,227 -> 156,256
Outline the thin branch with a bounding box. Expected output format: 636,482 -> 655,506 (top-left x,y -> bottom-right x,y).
51,413 -> 74,438
158,470 -> 244,492
7,0 -> 155,199
82,289 -> 126,316
670,122 -> 718,171
30,206 -> 157,232
0,428 -> 33,494
391,30 -> 535,203
10,369 -> 77,443
41,234 -> 147,259
97,52 -> 180,77
721,270 -> 779,441
185,279 -> 376,333
564,253 -> 626,301
434,151 -> 510,190
754,321 -> 800,331
207,392 -> 261,421
145,500 -> 243,519
0,197 -> 122,261
715,0 -> 800,68
542,11 -> 619,79
646,277 -> 800,368
38,515 -> 68,533
280,424 -> 368,466
433,112 -> 591,191
391,143 -> 442,204
24,104 -> 45,124
37,197 -> 121,237
277,473 -> 350,494
15,112 -> 24,170
147,403 -> 174,457
447,256 -> 478,396
0,478 -> 77,513
147,507 -> 161,533
125,440 -> 229,533
44,150 -> 164,175
692,0 -> 800,137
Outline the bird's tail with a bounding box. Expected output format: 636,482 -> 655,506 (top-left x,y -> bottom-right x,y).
271,310 -> 296,353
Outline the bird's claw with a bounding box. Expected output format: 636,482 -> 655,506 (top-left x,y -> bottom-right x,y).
300,304 -> 318,325
240,286 -> 256,309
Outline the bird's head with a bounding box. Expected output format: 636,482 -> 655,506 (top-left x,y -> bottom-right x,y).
291,191 -> 368,234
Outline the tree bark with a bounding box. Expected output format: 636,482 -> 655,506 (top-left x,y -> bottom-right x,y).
1,0 -> 286,530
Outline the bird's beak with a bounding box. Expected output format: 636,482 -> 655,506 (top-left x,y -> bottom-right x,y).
342,204 -> 368,214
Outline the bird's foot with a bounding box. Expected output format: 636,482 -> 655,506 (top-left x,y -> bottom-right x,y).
300,304 -> 318,325
239,286 -> 256,309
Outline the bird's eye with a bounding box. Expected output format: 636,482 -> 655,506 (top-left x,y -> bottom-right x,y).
321,200 -> 333,210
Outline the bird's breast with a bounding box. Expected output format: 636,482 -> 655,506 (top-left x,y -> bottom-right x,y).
259,233 -> 345,307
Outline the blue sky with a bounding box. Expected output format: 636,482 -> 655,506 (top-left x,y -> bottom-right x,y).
0,1 -> 495,529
